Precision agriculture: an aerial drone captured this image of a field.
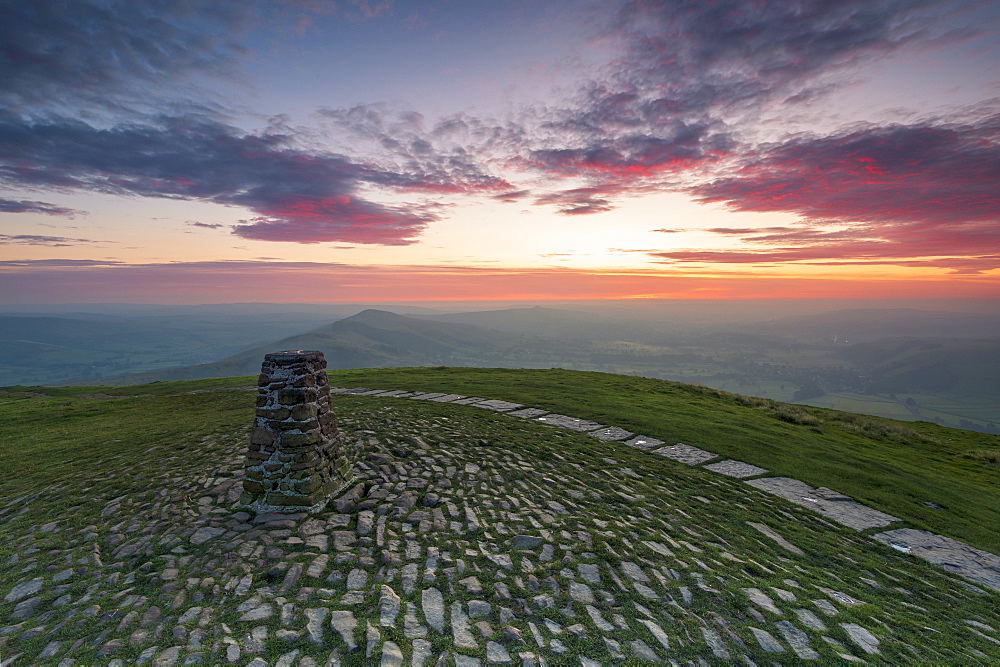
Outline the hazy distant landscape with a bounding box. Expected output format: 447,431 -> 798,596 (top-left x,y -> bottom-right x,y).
3,300 -> 998,434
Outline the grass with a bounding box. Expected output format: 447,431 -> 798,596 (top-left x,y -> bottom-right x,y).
325,367 -> 1000,555
800,389 -> 1000,430
0,375 -> 998,664
0,389 -> 248,494
2,365 -> 998,559
801,391 -> 918,420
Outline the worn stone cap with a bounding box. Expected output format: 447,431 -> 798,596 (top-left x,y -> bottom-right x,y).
264,350 -> 325,363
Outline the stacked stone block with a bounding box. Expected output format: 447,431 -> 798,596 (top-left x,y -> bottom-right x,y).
240,350 -> 352,511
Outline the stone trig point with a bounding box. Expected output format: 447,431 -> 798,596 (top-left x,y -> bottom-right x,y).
239,350 -> 352,512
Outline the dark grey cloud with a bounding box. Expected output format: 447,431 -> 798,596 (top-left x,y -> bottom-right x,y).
0,112 -> 448,245
493,190 -> 532,203
603,0 -> 947,116
0,0 -> 251,113
0,197 -> 84,217
520,0 -> 971,212
528,122 -> 729,180
534,187 -> 618,216
0,258 -> 123,267
318,105 -> 518,195
0,233 -> 100,247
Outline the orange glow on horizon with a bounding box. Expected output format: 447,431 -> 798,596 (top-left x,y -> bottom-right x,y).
1,260 -> 996,304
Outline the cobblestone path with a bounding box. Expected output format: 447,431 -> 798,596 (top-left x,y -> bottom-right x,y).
2,390 -> 998,665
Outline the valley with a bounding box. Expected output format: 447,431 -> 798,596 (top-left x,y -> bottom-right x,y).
2,302 -> 998,433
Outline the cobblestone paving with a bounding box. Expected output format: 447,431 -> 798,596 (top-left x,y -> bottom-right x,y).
2,390 -> 999,665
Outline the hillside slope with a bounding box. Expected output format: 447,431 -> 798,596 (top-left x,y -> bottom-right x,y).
1,369 -> 997,664
92,309 -> 577,385
416,305 -> 667,341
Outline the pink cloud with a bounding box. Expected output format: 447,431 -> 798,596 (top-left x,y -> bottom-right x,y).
694,119 -> 1000,226
233,195 -> 433,245
677,115 -> 1000,272
0,113 -> 504,246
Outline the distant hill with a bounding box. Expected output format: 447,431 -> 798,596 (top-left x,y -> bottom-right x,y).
0,312 -> 371,385
41,308 -> 1000,433
94,309 -> 577,384
417,306 -> 663,342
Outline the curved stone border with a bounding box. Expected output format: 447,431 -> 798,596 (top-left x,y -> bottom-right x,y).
331,385 -> 1000,593
873,529 -> 1000,593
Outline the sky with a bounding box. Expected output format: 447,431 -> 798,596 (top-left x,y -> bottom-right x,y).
0,0 -> 998,304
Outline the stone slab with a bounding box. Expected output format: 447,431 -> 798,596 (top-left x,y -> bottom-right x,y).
534,414 -> 604,432
588,426 -> 634,441
703,459 -> 768,478
873,528 -> 1000,592
745,477 -> 899,531
378,390 -> 414,397
408,392 -> 448,400
651,443 -> 718,465
429,394 -> 466,402
451,396 -> 486,405
623,436 -> 664,450
746,521 -> 805,556
190,526 -> 226,546
507,408 -> 550,418
474,399 -> 524,412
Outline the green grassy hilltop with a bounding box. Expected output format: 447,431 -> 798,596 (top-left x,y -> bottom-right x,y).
2,367 -> 997,554
1,367 -> 998,664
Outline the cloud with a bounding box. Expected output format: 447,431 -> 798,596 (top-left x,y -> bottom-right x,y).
0,112 -> 466,245
528,123 -> 728,180
0,198 -> 84,217
282,0 -> 395,22
0,1 -> 251,112
681,113 -> 1000,271
318,105 -> 517,195
0,258 -> 123,267
493,190 -> 532,203
1,0 -> 992,256
648,247 -> 1000,275
186,221 -> 225,229
509,0 -> 970,212
603,0 -> 949,117
0,233 -> 105,247
534,187 -> 619,216
695,116 -> 1000,226
232,200 -> 435,245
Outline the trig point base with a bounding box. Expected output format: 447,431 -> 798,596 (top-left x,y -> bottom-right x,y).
239,350 -> 352,512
